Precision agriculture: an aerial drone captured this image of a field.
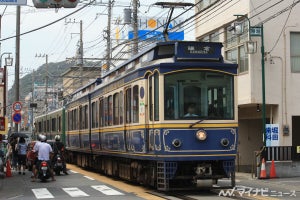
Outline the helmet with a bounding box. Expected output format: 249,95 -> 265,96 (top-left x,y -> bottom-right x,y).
55,135 -> 61,141
38,134 -> 43,141
39,134 -> 47,142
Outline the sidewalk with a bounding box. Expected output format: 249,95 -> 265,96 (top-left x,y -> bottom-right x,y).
236,172 -> 299,191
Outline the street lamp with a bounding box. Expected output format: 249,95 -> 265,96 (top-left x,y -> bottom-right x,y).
0,52 -> 14,117
230,15 -> 257,54
231,15 -> 266,148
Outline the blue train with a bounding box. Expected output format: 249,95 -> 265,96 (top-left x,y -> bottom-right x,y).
35,41 -> 238,190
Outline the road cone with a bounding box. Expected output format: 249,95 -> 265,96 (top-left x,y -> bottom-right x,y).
6,160 -> 12,177
269,159 -> 277,178
259,158 -> 267,179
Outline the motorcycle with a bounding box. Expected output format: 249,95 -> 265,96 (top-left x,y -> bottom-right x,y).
38,160 -> 51,182
53,153 -> 64,176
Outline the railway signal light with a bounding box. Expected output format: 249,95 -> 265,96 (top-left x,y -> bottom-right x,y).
32,0 -> 79,8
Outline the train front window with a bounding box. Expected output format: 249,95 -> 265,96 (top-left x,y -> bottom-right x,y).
164,71 -> 234,120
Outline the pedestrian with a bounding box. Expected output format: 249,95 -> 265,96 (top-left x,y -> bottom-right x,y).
9,137 -> 18,170
16,137 -> 28,175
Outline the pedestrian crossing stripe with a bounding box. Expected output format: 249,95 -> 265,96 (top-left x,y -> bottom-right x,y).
32,185 -> 124,199
83,175 -> 95,180
91,185 -> 124,195
62,187 -> 89,197
32,188 -> 54,199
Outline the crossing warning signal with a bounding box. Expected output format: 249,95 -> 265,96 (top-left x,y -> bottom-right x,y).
32,0 -> 78,8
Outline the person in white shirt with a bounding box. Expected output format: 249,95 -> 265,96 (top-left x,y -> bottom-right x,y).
184,103 -> 198,117
32,135 -> 55,182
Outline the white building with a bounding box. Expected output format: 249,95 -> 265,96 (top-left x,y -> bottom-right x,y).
194,0 -> 300,174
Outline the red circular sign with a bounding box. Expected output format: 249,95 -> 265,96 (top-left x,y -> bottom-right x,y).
13,101 -> 22,112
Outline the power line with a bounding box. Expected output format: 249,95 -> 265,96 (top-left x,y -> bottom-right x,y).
0,0 -> 96,42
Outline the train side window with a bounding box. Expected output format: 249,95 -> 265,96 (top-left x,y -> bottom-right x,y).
125,88 -> 132,123
58,116 -> 61,132
120,91 -> 124,124
165,86 -> 175,120
38,121 -> 42,132
154,73 -> 159,121
51,117 -> 56,132
92,102 -> 97,128
74,108 -> 78,130
99,98 -> 104,127
95,101 -> 99,127
84,105 -> 89,129
149,77 -> 153,121
104,97 -> 108,126
108,95 -> 113,126
79,106 -> 83,130
133,85 -> 139,123
113,93 -> 120,125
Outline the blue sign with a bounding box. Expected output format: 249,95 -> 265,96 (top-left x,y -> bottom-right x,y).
13,113 -> 22,124
250,27 -> 262,37
176,42 -> 222,60
128,30 -> 184,41
266,124 -> 279,147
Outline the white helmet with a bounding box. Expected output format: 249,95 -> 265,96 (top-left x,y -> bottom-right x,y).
39,134 -> 47,142
55,135 -> 61,141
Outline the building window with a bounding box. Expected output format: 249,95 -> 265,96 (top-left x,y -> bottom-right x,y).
225,46 -> 248,73
226,48 -> 238,64
200,31 -> 220,42
239,45 -> 248,73
291,32 -> 300,72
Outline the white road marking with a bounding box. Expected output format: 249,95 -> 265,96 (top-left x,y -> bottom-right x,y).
69,170 -> 78,174
32,188 -> 54,199
91,185 -> 124,195
84,175 -> 95,180
62,187 -> 90,197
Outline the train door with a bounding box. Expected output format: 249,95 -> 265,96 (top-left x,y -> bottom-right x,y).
147,72 -> 159,152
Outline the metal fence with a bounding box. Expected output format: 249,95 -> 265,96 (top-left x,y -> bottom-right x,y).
265,146 -> 300,161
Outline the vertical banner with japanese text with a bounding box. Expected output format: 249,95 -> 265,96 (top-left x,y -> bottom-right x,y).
266,124 -> 279,147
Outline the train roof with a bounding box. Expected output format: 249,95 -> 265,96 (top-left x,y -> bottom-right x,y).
66,41 -> 236,103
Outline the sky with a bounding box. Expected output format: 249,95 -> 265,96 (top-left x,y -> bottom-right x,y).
0,0 -> 195,90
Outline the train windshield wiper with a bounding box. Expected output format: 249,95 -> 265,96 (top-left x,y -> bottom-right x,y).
189,118 -> 206,128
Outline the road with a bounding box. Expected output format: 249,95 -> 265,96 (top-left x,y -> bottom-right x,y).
0,164 -> 299,200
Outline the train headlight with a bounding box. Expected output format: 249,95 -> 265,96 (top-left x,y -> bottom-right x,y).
196,130 -> 207,141
220,138 -> 230,147
172,139 -> 182,148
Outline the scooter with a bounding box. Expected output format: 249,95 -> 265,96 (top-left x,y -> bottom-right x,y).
38,160 -> 51,182
53,153 -> 64,176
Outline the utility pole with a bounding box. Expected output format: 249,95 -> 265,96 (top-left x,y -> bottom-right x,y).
35,54 -> 48,113
65,19 -> 84,86
132,0 -> 138,54
106,0 -> 112,70
14,6 -> 21,132
79,20 -> 83,86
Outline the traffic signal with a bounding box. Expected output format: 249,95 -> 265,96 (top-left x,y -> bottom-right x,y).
32,0 -> 79,8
